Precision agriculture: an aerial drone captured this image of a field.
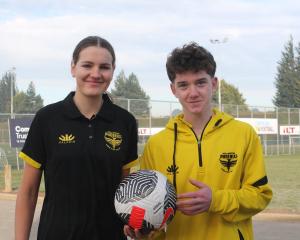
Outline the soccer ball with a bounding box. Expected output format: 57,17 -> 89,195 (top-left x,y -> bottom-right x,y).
114,170 -> 176,234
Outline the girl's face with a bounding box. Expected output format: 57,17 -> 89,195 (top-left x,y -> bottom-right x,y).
71,46 -> 115,98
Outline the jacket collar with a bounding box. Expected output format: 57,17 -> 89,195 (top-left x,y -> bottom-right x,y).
166,108 -> 233,134
63,92 -> 114,122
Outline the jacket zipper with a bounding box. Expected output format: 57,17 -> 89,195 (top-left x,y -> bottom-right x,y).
190,129 -> 203,167
198,138 -> 202,167
189,117 -> 212,168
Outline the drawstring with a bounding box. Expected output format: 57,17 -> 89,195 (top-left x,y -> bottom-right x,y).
171,118 -> 222,190
172,123 -> 178,190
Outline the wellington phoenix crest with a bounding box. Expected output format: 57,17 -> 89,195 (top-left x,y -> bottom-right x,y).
104,131 -> 122,150
219,152 -> 237,173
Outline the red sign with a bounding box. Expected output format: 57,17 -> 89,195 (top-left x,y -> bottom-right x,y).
280,126 -> 300,135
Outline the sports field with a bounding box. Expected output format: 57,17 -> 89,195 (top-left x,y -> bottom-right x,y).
264,154 -> 300,212
0,154 -> 299,213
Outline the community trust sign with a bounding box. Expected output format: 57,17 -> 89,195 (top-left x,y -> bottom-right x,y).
8,118 -> 33,148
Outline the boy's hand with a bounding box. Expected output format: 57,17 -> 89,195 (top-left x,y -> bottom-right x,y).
176,179 -> 212,215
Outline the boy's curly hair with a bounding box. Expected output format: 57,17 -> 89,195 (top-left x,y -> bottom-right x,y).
166,42 -> 216,82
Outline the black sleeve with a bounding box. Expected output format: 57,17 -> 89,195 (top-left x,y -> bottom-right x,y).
125,115 -> 138,165
20,111 -> 46,169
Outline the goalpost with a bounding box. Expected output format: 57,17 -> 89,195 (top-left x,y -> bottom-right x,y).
289,136 -> 300,155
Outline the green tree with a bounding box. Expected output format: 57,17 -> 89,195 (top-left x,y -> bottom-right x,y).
25,81 -> 44,112
213,79 -> 247,105
294,41 -> 300,106
111,71 -> 150,116
14,82 -> 44,113
273,36 -> 300,108
0,71 -> 17,113
14,91 -> 28,113
0,70 -> 44,114
213,79 -> 248,114
111,70 -> 126,97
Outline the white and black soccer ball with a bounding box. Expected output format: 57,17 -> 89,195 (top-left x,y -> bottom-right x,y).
114,170 -> 176,234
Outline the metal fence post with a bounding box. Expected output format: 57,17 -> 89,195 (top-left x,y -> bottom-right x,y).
149,101 -> 152,133
276,107 -> 279,155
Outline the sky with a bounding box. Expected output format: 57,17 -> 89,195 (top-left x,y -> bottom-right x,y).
0,0 -> 300,108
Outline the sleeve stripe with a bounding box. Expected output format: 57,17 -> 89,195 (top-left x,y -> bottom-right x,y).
19,152 -> 41,169
252,176 -> 268,188
123,158 -> 139,170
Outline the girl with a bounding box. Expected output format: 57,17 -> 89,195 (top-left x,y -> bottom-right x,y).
15,36 -> 138,240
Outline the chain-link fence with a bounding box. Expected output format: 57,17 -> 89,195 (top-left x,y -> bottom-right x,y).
0,100 -> 300,170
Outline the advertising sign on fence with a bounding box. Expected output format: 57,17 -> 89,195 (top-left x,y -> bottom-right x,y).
138,127 -> 163,136
8,118 -> 33,148
280,125 -> 300,135
236,118 -> 278,134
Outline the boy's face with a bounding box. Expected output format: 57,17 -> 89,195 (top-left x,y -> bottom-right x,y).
171,70 -> 218,116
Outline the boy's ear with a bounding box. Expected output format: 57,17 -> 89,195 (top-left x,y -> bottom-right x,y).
212,77 -> 218,92
170,83 -> 177,98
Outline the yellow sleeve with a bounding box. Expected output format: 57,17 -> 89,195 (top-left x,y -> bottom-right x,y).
209,129 -> 273,222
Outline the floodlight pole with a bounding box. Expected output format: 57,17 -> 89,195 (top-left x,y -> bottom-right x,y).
209,38 -> 228,111
10,67 -> 16,118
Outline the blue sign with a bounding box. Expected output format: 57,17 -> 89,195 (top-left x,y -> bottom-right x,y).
9,118 -> 33,148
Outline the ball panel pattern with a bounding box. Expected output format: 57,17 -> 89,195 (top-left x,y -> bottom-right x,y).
115,170 -> 158,204
114,170 -> 176,234
163,180 -> 177,225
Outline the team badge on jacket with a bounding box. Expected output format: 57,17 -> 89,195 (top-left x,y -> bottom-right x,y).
58,134 -> 76,144
219,152 -> 237,173
104,131 -> 122,151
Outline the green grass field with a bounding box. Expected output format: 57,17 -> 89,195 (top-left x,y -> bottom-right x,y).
1,154 -> 299,213
0,169 -> 45,192
264,154 -> 300,213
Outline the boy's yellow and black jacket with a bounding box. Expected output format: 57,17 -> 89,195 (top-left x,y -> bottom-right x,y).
140,109 -> 272,240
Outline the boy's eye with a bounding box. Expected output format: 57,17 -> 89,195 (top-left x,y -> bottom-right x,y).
196,80 -> 206,86
82,64 -> 91,68
177,83 -> 187,88
100,65 -> 111,70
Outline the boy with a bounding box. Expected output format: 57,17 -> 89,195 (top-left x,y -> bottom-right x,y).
126,42 -> 272,240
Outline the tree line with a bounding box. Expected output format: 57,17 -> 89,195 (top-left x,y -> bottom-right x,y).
1,36 -> 299,115
0,72 -> 43,114
273,36 -> 300,108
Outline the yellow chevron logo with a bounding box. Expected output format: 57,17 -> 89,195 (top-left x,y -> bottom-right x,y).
104,131 -> 122,151
59,134 -> 75,144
